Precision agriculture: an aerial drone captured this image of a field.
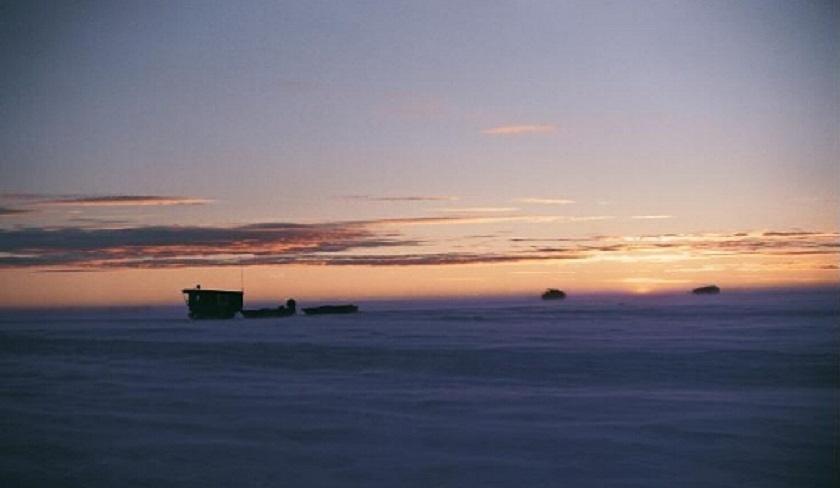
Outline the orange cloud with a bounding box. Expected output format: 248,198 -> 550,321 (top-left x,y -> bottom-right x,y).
1,217 -> 836,275
515,198 -> 576,205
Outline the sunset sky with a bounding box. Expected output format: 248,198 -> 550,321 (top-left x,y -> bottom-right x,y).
1,1 -> 838,306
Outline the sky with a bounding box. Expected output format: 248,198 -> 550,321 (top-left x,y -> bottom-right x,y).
1,0 -> 838,306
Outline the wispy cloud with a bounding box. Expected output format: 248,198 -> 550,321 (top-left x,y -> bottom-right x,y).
67,217 -> 134,227
371,215 -> 613,226
630,215 -> 674,220
0,206 -> 30,216
664,265 -> 726,274
343,195 -> 458,202
0,221 -> 416,269
0,219 -> 835,272
38,195 -> 212,207
567,216 -> 614,222
299,252 -> 580,267
481,124 -> 556,135
509,237 -> 592,243
0,220 -> 586,270
590,231 -> 840,257
0,193 -> 213,211
0,193 -> 77,201
437,207 -> 519,213
515,198 -> 576,205
0,213 -> 609,269
761,231 -> 827,237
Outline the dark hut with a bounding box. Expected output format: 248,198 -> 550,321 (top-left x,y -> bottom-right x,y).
182,286 -> 243,319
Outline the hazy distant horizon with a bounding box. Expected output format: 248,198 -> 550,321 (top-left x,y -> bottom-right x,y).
0,284 -> 835,312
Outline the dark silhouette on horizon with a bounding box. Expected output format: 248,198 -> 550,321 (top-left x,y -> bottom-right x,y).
241,298 -> 297,318
182,284 -> 362,319
302,304 -> 359,315
542,288 -> 567,300
692,285 -> 721,295
182,286 -> 243,319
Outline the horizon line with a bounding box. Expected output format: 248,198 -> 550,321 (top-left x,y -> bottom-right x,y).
1,284 -> 836,312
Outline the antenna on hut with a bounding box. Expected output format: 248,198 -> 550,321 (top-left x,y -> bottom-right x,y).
240,261 -> 245,292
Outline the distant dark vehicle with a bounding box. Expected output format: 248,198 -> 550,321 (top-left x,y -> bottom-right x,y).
241,299 -> 297,319
692,285 -> 721,295
302,304 -> 359,315
541,288 -> 567,300
182,286 -> 243,319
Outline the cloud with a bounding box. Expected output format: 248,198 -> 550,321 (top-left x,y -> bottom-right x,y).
0,193 -> 213,214
0,218 -> 836,272
437,207 -> 519,213
343,195 -> 458,202
515,198 -> 576,205
0,193 -> 76,201
66,217 -> 134,227
0,206 -> 30,216
38,195 -> 212,207
0,221 -> 419,269
761,231 -> 827,237
0,219 -> 587,270
509,237 -> 591,243
295,252 -> 581,267
0,211 -> 612,270
567,216 -> 614,222
481,124 -> 556,135
664,265 -> 726,273
630,215 -> 674,220
590,231 -> 840,257
371,215 -> 614,226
